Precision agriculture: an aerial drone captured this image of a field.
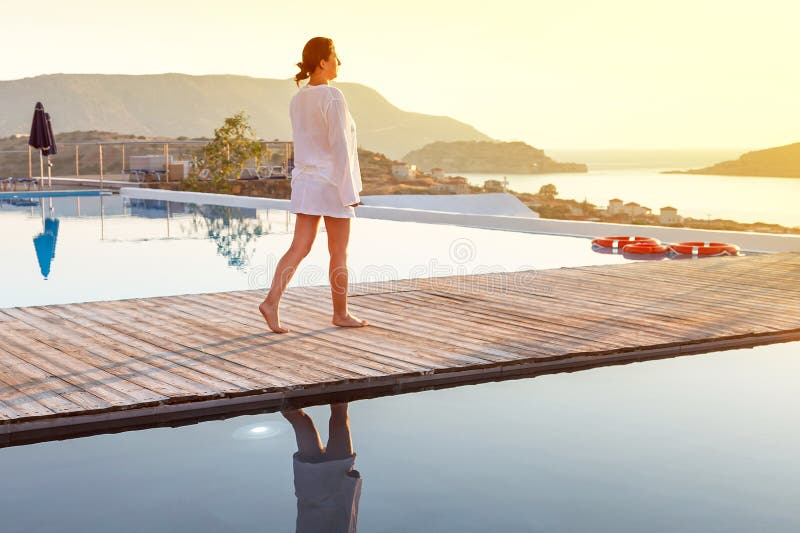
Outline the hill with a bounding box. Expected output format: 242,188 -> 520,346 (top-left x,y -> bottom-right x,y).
0,74 -> 491,160
403,140 -> 588,174
663,142 -> 800,178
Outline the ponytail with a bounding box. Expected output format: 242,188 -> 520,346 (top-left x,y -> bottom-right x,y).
294,37 -> 335,88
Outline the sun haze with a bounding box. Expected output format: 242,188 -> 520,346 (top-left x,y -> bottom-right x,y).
3,0 -> 798,149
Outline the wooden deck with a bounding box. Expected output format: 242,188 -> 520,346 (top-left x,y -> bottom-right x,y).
1,252 -> 799,446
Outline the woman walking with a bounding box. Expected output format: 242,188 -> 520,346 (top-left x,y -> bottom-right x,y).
259,37 -> 368,333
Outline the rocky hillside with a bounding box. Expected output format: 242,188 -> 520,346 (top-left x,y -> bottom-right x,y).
664,142 -> 800,178
0,74 -> 491,160
403,141 -> 588,174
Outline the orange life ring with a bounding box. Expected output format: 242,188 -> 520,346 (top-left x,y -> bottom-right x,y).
669,242 -> 741,256
622,242 -> 670,254
592,236 -> 660,249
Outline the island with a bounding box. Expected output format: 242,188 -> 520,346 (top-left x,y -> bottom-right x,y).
663,142 -> 800,178
402,140 -> 588,174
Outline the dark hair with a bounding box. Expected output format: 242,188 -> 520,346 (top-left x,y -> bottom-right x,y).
294,37 -> 337,87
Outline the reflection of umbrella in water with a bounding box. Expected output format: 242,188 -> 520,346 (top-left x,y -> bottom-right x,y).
33,217 -> 60,279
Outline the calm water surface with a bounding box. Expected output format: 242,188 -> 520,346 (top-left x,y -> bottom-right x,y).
462,169 -> 800,228
462,147 -> 800,229
1,194 -> 634,308
1,341 -> 798,532
2,193 -> 796,532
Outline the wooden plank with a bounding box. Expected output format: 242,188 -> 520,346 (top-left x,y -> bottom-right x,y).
173,295 -> 427,375
208,291 -> 500,368
5,306 -> 215,401
163,294 -> 406,376
0,252 -> 798,443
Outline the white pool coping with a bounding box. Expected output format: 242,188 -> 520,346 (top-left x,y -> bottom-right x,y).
120,188 -> 800,254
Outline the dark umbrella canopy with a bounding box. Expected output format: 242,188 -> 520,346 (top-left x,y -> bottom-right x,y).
28,102 -> 52,152
43,112 -> 57,156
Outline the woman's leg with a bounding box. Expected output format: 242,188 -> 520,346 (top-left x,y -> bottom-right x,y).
259,213 -> 322,333
324,403 -> 354,460
323,216 -> 367,327
282,408 -> 325,461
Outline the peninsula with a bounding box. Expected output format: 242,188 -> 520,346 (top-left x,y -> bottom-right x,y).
663,142 -> 800,178
403,140 -> 588,174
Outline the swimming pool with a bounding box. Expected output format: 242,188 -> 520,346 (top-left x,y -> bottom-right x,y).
0,340 -> 797,532
1,193 -> 635,308
2,193 -> 796,532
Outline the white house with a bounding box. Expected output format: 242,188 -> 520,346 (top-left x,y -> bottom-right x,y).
607,198 -> 625,215
659,206 -> 682,225
431,167 -> 446,179
623,202 -> 652,217
391,163 -> 417,179
432,176 -> 469,194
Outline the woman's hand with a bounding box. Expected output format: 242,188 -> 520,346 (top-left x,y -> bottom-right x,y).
348,201 -> 362,207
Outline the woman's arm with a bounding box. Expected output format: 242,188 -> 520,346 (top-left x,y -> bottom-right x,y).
325,95 -> 361,207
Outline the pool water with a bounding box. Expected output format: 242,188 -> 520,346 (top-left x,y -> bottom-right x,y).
0,341 -> 797,532
2,193 -> 796,532
1,194 -> 635,308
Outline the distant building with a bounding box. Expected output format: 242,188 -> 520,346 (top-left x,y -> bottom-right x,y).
431,167 -> 446,179
607,198 -> 625,215
433,176 -> 469,194
659,206 -> 682,225
483,179 -> 505,192
567,203 -> 585,217
12,133 -> 28,139
392,162 -> 417,179
623,201 -> 652,217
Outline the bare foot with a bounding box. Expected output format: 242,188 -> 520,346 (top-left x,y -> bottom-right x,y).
332,313 -> 368,328
259,300 -> 289,333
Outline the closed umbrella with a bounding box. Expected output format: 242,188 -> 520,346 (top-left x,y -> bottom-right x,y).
28,102 -> 53,187
43,113 -> 57,156
43,112 -> 57,186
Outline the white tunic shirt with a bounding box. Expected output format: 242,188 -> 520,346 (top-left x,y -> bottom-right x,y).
289,84 -> 363,218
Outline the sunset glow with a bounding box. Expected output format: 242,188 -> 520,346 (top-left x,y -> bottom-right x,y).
4,0 -> 799,149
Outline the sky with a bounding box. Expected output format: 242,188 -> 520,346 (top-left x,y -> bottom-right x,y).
3,0 -> 799,150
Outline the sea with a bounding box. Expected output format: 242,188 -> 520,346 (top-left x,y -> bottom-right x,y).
459,149 -> 800,228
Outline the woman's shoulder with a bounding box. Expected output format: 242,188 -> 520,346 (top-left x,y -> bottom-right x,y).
326,85 -> 345,99
304,84 -> 345,100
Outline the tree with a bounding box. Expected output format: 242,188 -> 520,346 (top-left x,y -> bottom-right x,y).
189,204 -> 266,269
538,183 -> 558,201
182,112 -> 265,191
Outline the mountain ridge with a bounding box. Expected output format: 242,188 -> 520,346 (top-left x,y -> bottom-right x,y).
0,73 -> 491,159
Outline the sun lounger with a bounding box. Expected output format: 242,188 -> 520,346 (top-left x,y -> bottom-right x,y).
7,177 -> 41,191
123,168 -> 150,183
257,165 -> 287,179
239,167 -> 260,180
123,168 -> 167,183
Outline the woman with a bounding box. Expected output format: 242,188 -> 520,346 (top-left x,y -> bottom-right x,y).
259,37 -> 368,333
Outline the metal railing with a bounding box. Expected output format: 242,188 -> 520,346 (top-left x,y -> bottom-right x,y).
1,139 -> 294,187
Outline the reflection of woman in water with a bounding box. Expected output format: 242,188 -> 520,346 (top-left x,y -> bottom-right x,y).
283,403 -> 362,532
